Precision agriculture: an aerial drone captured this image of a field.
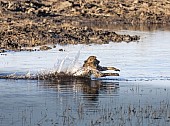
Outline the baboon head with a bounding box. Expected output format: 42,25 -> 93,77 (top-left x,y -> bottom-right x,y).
83,56 -> 100,69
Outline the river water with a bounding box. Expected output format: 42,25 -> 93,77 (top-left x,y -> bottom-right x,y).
0,27 -> 170,126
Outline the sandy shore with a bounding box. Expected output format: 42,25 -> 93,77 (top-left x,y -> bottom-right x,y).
0,0 -> 170,51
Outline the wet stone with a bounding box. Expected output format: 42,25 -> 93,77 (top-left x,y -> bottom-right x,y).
0,49 -> 6,53
58,49 -> 64,51
39,46 -> 52,51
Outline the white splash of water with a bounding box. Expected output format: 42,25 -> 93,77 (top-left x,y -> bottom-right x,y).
54,46 -> 84,74
57,54 -> 69,73
25,70 -> 31,78
0,45 -> 84,79
67,46 -> 83,74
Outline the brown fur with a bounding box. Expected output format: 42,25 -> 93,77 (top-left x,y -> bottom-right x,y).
82,56 -> 120,77
83,56 -> 120,71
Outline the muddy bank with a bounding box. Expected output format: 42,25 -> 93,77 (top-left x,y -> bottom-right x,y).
0,23 -> 140,51
1,0 -> 170,24
1,0 -> 170,51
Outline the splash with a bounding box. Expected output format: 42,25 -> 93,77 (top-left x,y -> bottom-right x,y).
68,47 -> 82,74
36,47 -> 83,80
57,54 -> 69,73
55,46 -> 83,74
0,46 -> 83,80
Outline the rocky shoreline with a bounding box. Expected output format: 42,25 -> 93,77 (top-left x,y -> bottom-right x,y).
1,0 -> 170,51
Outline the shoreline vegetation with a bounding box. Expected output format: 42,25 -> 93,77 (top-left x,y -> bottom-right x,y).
1,0 -> 170,52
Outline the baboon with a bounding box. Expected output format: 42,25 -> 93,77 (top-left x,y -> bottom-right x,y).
74,56 -> 120,78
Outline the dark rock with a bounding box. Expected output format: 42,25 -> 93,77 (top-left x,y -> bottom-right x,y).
0,49 -> 6,53
84,3 -> 98,9
59,49 -> 64,51
53,45 -> 56,48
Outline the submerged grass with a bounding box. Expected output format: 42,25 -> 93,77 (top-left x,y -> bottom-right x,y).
2,99 -> 169,126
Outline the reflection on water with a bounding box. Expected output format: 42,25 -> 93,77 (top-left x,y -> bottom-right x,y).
0,79 -> 119,126
38,78 -> 119,102
1,79 -> 170,126
80,22 -> 170,31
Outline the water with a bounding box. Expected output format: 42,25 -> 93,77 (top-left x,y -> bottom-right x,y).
0,30 -> 170,80
1,79 -> 170,126
0,28 -> 170,125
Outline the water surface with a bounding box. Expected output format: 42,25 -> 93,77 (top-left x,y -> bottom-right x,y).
0,28 -> 170,126
0,79 -> 170,126
0,30 -> 170,81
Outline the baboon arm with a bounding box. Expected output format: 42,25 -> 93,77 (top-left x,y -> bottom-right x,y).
101,73 -> 119,77
98,66 -> 120,71
106,67 -> 120,71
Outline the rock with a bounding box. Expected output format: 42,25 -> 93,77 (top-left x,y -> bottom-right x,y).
133,0 -> 139,4
55,1 -> 72,11
123,35 -> 132,42
59,49 -> 64,51
0,49 -> 6,53
39,46 -> 52,51
84,3 -> 98,9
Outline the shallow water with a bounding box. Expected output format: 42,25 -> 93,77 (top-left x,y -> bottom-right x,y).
0,30 -> 170,81
0,28 -> 170,126
0,79 -> 170,126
